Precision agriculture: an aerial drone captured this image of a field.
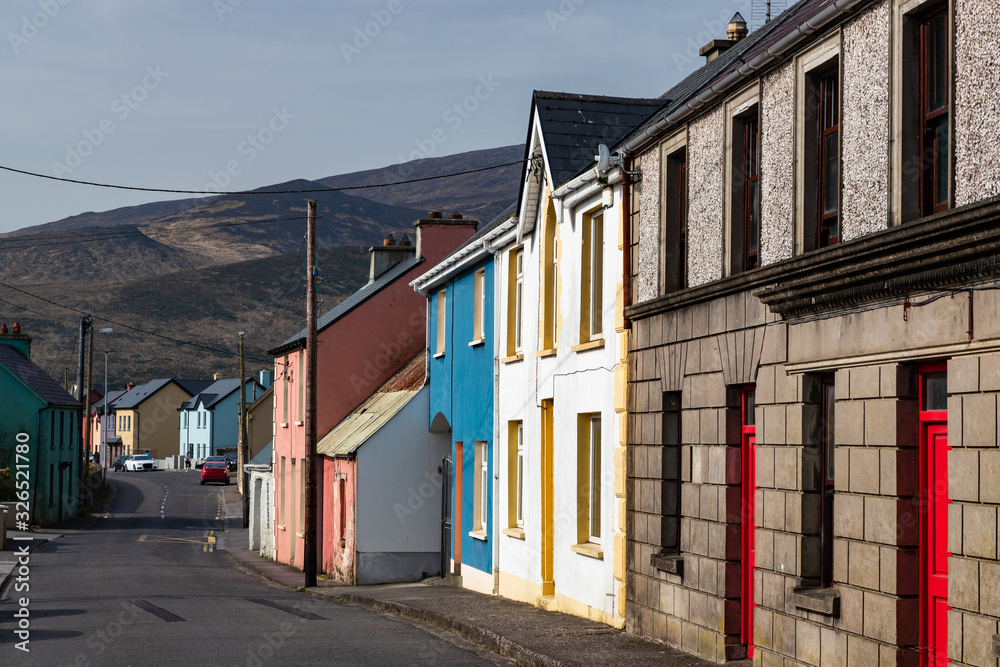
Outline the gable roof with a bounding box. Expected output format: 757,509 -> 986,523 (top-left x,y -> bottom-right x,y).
116,378 -> 206,410
317,354 -> 424,458
0,345 -> 80,407
179,378 -> 256,411
91,389 -> 126,414
527,91 -> 664,190
269,255 -> 423,356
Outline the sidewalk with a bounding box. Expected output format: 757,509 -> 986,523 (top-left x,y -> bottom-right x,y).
220,485 -> 718,667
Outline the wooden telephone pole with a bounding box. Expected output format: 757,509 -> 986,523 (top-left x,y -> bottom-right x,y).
303,200 -> 318,587
238,331 -> 249,528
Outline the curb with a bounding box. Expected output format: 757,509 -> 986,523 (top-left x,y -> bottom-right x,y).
328,590 -> 563,667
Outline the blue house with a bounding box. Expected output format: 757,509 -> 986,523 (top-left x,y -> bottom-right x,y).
411,208 -> 514,594
0,324 -> 82,526
178,377 -> 263,461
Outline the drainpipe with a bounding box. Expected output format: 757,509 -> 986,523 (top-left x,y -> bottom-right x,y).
621,154 -> 633,330
493,253 -> 501,596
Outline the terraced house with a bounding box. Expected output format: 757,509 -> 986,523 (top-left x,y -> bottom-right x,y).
613,1 -> 1000,664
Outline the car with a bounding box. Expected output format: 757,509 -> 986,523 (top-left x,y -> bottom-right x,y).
224,451 -> 239,472
123,454 -> 157,472
196,455 -> 226,470
112,455 -> 128,471
200,461 -> 230,485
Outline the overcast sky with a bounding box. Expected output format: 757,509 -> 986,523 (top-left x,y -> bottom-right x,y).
0,0 -> 754,235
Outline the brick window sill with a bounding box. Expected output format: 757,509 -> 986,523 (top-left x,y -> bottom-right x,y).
650,551 -> 683,576
788,586 -> 840,616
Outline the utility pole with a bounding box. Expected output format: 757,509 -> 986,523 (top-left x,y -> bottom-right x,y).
76,315 -> 91,401
79,317 -> 93,501
238,331 -> 249,528
83,327 -> 95,469
303,199 -> 318,587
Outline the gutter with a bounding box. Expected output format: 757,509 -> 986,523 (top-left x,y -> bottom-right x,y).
622,0 -> 871,155
411,219 -> 517,295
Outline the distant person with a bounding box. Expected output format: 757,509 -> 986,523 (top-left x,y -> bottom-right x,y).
185,454 -> 191,470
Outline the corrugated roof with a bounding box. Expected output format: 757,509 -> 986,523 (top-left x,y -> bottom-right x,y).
0,345 -> 80,407
317,354 -> 425,458
532,91 -> 664,188
269,255 -> 423,355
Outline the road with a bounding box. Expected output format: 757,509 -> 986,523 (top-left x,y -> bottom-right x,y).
0,469 -> 504,666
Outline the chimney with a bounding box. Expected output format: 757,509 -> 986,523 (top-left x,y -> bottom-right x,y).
412,212 -> 479,266
259,369 -> 273,389
700,13 -> 748,64
125,382 -> 136,391
369,231 -> 416,281
0,322 -> 32,359
728,12 -> 748,42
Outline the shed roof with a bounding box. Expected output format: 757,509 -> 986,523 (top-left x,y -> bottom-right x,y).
317,354 -> 424,458
0,345 -> 80,407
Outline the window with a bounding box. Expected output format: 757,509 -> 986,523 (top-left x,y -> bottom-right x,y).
436,289 -> 446,356
506,247 -> 524,357
183,412 -> 188,428
473,441 -> 488,534
737,112 -> 761,272
663,147 -> 688,292
282,365 -> 289,423
541,197 -> 559,349
820,376 -> 835,587
817,70 -> 840,247
661,392 -> 682,552
580,210 -> 604,342
338,477 -> 347,545
297,350 -> 304,422
577,413 -> 602,544
507,421 -> 524,530
919,8 -> 949,215
280,456 -> 286,526
472,269 -> 485,343
299,460 -> 306,533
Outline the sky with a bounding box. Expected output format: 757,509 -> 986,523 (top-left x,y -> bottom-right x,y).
0,0 -> 756,235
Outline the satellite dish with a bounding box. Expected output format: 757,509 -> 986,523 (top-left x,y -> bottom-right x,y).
595,144 -> 620,174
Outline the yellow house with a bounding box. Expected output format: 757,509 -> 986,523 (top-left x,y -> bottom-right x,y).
114,379 -> 211,459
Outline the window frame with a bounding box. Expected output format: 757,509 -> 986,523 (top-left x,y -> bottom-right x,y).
724,83 -> 761,275
576,412 -> 602,546
435,289 -> 447,356
819,375 -> 836,588
579,208 -> 604,344
473,441 -> 488,534
918,7 -> 950,216
506,246 -> 524,358
816,69 -> 841,247
472,268 -> 485,344
660,129 -> 688,294
541,196 -> 559,350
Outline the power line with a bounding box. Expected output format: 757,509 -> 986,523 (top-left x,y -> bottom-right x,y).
0,159 -> 526,196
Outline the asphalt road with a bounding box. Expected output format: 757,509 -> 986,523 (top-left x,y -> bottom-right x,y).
0,470 -> 504,666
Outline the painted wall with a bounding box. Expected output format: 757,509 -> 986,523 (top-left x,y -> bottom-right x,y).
272,219 -> 478,571
355,388 -> 451,584
248,469 -> 275,558
428,258 -> 495,588
320,456 -> 355,581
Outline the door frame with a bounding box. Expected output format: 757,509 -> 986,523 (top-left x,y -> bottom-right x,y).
740,385 -> 757,656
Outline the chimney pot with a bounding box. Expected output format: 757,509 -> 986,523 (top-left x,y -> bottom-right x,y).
727,12 -> 748,42
399,233 -> 412,247
12,323 -> 20,335
383,233 -> 396,246
0,324 -> 7,335
428,211 -> 442,219
449,213 -> 463,220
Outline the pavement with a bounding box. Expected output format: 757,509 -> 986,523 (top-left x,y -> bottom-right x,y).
1,473 -> 720,665
217,483 -> 719,666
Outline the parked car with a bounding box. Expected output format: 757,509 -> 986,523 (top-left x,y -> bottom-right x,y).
196,455 -> 226,470
200,461 -> 229,485
112,455 -> 128,471
224,451 -> 239,472
123,455 -> 157,472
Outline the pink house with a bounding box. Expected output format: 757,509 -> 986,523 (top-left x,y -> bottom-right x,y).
267,214 -> 477,575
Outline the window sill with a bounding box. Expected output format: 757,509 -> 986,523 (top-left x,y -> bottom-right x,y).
295,421 -> 303,427
468,339 -> 485,347
433,352 -> 445,359
571,339 -> 605,353
277,524 -> 285,531
280,423 -> 289,429
788,586 -> 840,617
535,348 -> 557,358
502,527 -> 525,540
650,551 -> 683,575
501,354 -> 524,364
570,542 -> 604,560
469,529 -> 488,542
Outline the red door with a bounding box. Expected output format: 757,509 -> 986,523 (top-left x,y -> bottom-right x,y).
919,367 -> 948,665
740,387 -> 756,656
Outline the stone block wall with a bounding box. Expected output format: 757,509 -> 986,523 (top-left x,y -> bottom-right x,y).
946,354 -> 1000,667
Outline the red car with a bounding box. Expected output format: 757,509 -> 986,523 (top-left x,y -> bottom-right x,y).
200,461 -> 230,485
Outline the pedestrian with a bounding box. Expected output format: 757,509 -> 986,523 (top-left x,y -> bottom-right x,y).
185,453 -> 191,471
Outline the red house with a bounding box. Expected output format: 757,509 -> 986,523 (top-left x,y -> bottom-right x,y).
267,213 -> 477,575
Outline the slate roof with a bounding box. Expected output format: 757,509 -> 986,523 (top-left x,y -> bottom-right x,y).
116,378 -> 209,410
614,0 -> 833,153
0,345 -> 80,407
269,255 -> 423,355
91,389 -> 126,414
526,91 -> 664,189
179,378 -> 253,411
247,440 -> 273,467
317,354 -> 424,458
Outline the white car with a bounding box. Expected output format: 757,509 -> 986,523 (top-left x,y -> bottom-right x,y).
123,455 -> 157,472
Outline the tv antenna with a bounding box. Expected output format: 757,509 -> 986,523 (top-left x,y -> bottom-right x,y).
751,0 -> 787,29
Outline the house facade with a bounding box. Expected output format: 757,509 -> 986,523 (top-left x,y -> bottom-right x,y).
412,210 -> 507,595
116,379 -> 210,459
0,325 -> 82,525
89,389 -> 124,465
267,215 -> 478,572
618,1 -> 1000,664
491,92 -> 660,626
178,377 -> 263,461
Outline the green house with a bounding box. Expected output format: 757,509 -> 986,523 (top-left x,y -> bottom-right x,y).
0,327 -> 82,526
